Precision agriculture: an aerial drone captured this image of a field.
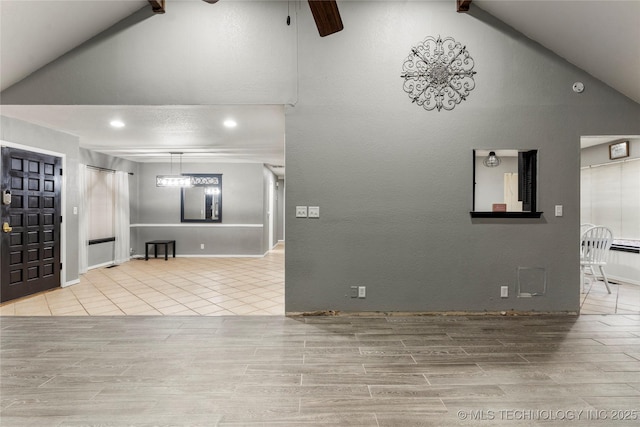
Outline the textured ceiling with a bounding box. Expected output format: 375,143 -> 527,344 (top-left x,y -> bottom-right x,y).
0,104 -> 286,165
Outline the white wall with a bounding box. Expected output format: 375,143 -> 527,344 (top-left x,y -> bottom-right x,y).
474,156 -> 518,211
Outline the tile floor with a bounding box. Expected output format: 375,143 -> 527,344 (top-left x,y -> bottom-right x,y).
580,277 -> 640,315
1,243 -> 638,316
1,314 -> 640,426
0,244 -> 284,317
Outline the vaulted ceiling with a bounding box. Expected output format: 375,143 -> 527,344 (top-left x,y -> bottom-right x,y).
1,0 -> 638,167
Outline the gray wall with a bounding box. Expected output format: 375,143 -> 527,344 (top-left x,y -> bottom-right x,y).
581,138 -> 640,167
134,162 -> 265,256
79,148 -> 139,267
3,2 -> 639,312
1,116 -> 80,284
284,1 -> 640,313
0,1 -> 296,105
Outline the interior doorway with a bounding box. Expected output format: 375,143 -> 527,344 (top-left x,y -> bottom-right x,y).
579,135 -> 640,315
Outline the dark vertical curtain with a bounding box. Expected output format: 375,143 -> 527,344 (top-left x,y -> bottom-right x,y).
518,150 -> 537,212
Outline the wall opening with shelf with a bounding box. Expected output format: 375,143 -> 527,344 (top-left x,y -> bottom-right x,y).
471,149 -> 540,218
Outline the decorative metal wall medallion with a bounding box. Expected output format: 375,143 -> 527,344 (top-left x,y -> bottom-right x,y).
401,36 -> 476,111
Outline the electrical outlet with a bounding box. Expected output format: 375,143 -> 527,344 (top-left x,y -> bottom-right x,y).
501,286 -> 509,298
350,286 -> 358,298
200,243 -> 205,249
295,206 -> 308,218
358,286 -> 366,298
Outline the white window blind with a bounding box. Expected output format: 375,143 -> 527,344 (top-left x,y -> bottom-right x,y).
581,159 -> 640,239
87,168 -> 115,241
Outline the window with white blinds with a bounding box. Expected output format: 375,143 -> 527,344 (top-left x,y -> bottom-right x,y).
581,159 -> 640,239
87,168 -> 115,241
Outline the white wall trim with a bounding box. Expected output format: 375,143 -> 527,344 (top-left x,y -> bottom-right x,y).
134,254 -> 265,259
88,261 -> 115,270
63,279 -> 80,288
608,275 -> 640,287
131,223 -> 263,228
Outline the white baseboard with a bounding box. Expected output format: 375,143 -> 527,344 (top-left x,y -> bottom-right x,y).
608,275 -> 640,286
88,261 -> 115,270
141,254 -> 266,258
62,279 -> 80,288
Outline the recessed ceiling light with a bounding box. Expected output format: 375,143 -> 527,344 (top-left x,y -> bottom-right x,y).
223,119 -> 237,128
110,120 -> 125,128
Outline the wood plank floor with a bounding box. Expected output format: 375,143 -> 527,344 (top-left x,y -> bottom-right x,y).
1,314 -> 639,426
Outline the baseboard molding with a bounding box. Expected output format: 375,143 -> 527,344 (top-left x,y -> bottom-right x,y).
130,223 -> 263,228
132,254 -> 265,259
286,310 -> 579,317
88,261 -> 114,270
62,279 -> 80,288
607,275 -> 640,286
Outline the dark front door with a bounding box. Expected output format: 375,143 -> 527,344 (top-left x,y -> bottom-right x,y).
1,147 -> 62,303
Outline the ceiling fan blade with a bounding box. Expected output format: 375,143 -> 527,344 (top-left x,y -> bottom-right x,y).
308,0 -> 343,37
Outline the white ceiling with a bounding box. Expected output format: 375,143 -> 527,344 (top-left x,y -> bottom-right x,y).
0,104 -> 286,164
1,0 -> 638,170
473,0 -> 640,104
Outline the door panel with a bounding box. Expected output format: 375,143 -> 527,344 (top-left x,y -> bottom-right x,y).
1,147 -> 62,303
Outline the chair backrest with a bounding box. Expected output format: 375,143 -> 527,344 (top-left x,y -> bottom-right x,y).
580,223 -> 596,235
580,226 -> 613,264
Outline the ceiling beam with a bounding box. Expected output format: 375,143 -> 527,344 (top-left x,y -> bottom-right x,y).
457,0 -> 472,13
308,0 -> 344,37
148,0 -> 165,14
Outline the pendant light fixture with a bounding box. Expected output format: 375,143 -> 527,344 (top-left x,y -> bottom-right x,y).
483,151 -> 501,168
156,152 -> 192,187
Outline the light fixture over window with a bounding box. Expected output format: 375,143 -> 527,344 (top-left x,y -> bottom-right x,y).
156,152 -> 192,187
483,151 -> 501,168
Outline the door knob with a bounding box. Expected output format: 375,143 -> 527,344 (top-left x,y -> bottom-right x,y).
3,222 -> 12,233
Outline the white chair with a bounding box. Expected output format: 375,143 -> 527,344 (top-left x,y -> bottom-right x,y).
580,223 -> 595,235
580,226 -> 613,294
580,226 -> 596,262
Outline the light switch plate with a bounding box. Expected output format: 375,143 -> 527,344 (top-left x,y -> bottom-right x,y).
295,206 -> 308,218
555,205 -> 563,217
308,206 -> 320,218
358,286 -> 366,298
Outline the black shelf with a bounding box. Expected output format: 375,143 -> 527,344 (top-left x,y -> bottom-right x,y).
470,211 -> 544,219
